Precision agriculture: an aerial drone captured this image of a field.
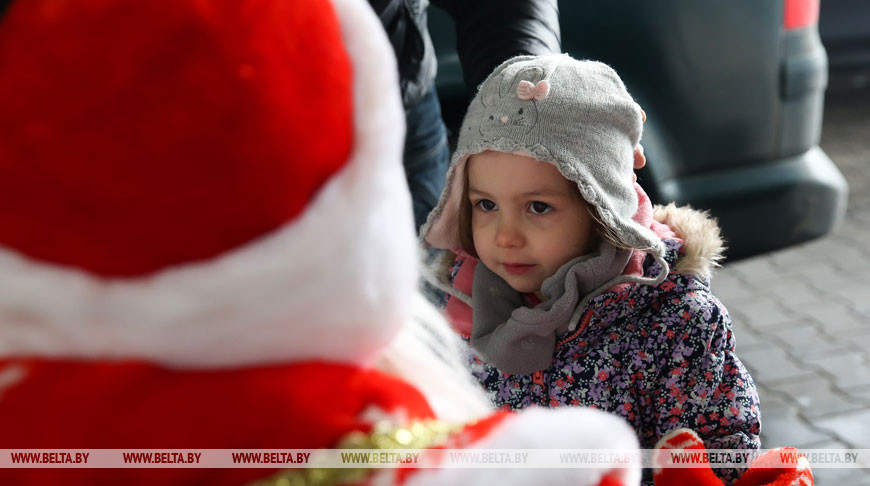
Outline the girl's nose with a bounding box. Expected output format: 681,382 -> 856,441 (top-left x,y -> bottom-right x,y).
495,219 -> 525,248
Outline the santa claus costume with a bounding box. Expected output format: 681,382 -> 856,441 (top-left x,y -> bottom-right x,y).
0,0 -> 813,485
0,0 -> 641,484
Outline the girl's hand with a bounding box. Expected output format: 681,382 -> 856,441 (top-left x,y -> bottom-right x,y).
633,110 -> 647,183
633,144 -> 646,170
631,110 -> 646,182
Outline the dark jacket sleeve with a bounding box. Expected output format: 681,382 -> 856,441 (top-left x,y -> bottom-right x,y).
431,0 -> 561,90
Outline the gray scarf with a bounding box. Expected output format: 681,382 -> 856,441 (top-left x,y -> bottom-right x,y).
470,241 -> 634,374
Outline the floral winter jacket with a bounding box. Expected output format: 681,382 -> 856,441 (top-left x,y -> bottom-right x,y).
440,204 -> 761,485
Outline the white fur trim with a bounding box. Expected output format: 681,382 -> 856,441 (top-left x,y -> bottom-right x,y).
667,438 -> 702,450
408,407 -> 641,486
652,427 -> 704,452
653,204 -> 725,280
795,456 -> 813,486
375,292 -> 493,423
0,0 -> 417,369
651,428 -> 705,475
796,456 -> 810,473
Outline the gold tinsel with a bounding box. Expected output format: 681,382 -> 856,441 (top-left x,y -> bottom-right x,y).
247,419 -> 460,486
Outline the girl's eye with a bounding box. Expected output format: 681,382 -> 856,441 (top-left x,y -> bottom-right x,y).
529,201 -> 552,214
475,199 -> 497,212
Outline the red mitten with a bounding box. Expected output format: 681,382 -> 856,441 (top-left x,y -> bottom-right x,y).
597,471 -> 630,486
734,447 -> 813,486
653,428 -> 724,486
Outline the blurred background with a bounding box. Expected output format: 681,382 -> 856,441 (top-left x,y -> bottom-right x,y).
714,83 -> 870,485
431,1 -> 870,483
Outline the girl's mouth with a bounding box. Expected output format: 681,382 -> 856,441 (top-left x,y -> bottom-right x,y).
502,263 -> 536,275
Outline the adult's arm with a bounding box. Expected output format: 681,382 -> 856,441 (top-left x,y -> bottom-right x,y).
432,0 -> 561,90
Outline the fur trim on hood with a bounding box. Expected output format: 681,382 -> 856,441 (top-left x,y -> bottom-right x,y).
653,203 -> 725,281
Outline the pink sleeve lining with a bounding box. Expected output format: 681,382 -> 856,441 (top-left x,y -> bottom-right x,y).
622,183 -> 681,279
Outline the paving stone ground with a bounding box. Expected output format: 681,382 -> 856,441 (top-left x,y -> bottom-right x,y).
712,86 -> 870,483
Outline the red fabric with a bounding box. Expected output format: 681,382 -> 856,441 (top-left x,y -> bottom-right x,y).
0,0 -> 353,276
597,472 -> 627,486
654,429 -> 814,486
524,292 -> 542,307
653,429 -> 724,486
445,411 -> 513,448
0,360 -> 434,485
783,0 -> 819,29
734,448 -> 813,486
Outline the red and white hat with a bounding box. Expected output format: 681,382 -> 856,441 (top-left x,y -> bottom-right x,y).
0,1 -> 644,485
0,0 -> 417,368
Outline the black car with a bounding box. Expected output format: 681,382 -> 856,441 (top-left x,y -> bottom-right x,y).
430,0 -> 847,261
820,0 -> 870,90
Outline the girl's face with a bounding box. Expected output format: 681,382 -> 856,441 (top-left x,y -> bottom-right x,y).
467,150 -> 596,297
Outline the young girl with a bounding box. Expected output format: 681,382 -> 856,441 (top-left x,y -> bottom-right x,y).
421,54 -> 761,484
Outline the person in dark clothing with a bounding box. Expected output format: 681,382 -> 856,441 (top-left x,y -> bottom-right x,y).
369,0 -> 561,230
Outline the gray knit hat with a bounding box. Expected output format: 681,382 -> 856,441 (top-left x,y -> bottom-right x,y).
421,54 -> 666,262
